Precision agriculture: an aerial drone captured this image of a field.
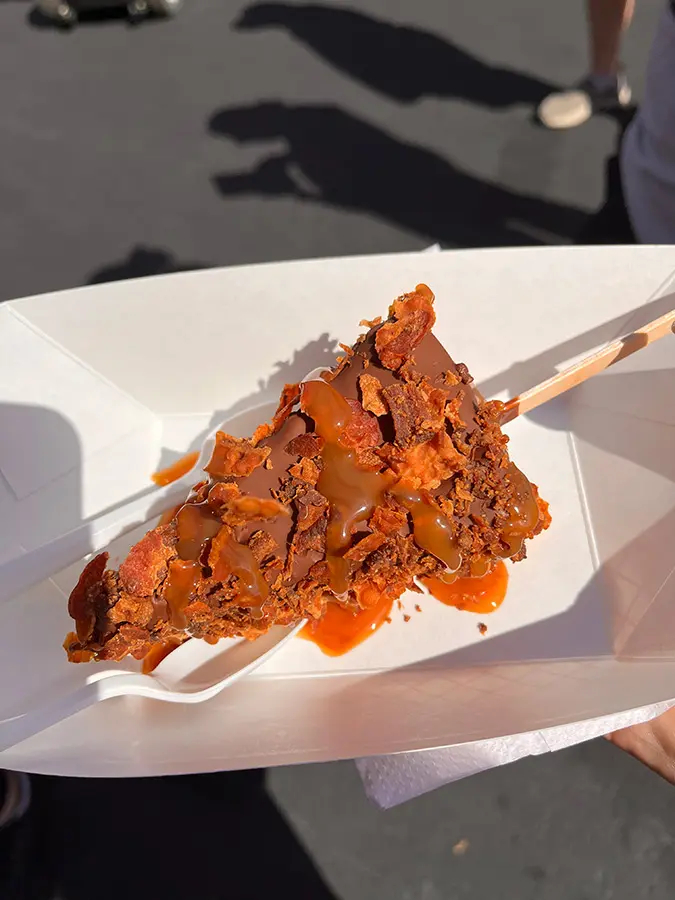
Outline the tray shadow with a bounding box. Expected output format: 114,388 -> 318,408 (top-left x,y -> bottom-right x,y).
477,289 -> 675,400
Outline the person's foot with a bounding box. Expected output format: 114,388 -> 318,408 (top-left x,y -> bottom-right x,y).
537,73 -> 632,129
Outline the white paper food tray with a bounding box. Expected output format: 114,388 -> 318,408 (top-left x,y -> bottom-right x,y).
1,246 -> 674,778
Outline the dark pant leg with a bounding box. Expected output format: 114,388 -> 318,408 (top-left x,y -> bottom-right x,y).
577,108 -> 637,245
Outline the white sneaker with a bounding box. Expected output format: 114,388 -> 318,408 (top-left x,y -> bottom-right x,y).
537,74 -> 632,129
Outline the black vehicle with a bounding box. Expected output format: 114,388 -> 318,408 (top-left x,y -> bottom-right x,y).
37,0 -> 182,26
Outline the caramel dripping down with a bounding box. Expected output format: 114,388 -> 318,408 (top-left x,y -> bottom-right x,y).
161,486 -> 269,630
301,377 -> 540,592
302,379 -> 477,592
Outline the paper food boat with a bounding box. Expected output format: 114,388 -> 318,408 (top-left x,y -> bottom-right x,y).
1,245 -> 674,779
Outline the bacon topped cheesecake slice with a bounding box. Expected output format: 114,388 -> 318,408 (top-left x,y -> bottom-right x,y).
65,285 -> 550,665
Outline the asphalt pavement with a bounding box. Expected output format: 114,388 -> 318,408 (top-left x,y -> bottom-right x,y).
1,0 -> 673,898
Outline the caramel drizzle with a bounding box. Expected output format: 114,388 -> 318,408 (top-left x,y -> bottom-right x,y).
302,379 -> 390,593
212,530 -> 269,620
175,502 -> 221,561
164,559 -> 201,628
497,463 -> 540,558
162,477 -> 269,627
393,484 -> 461,573
151,451 -> 200,487
301,379 -> 462,593
141,636 -> 184,675
424,559 -> 508,613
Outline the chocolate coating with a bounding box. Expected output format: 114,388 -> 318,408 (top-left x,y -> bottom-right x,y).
337,330 -> 479,433
235,327 -> 483,581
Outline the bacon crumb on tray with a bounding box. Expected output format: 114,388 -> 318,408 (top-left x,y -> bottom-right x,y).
65,284 -> 550,665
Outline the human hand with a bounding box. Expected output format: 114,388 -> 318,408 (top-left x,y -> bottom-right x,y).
607,706 -> 675,785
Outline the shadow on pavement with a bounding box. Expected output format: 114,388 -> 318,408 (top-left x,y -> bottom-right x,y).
4,770 -> 339,899
86,246 -> 211,284
208,101 -> 589,248
235,2 -> 556,108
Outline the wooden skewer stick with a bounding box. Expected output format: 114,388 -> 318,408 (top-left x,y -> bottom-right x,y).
500,307 -> 675,424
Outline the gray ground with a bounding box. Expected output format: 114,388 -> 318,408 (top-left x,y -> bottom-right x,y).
1,0 -> 674,897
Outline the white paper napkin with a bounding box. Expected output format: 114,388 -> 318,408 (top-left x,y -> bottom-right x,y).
356,700 -> 675,808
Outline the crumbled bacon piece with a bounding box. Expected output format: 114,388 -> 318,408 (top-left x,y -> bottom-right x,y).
375,287 -> 436,370
344,532 -> 386,561
296,489 -> 329,532
437,495 -> 455,520
533,490 -> 552,534
455,362 -> 473,385
444,393 -> 466,428
205,432 -> 270,478
119,527 -> 175,597
398,357 -> 423,385
359,373 -> 388,416
329,352 -> 351,380
293,517 -> 327,555
355,447 -> 385,471
68,552 -> 108,643
208,481 -> 288,525
253,383 -> 300,445
382,382 -> 445,447
248,530 -> 279,564
252,423 -> 272,445
108,593 -> 154,628
370,504 -> 407,536
285,433 -> 324,458
382,430 -> 465,490
63,631 -> 95,663
289,457 -> 321,485
206,480 -> 239,508
341,399 -> 382,449
97,624 -> 153,662
293,491 -> 329,556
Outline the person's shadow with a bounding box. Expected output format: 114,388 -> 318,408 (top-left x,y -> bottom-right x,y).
87,245 -> 210,284
208,101 -> 589,248
235,2 -> 556,108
